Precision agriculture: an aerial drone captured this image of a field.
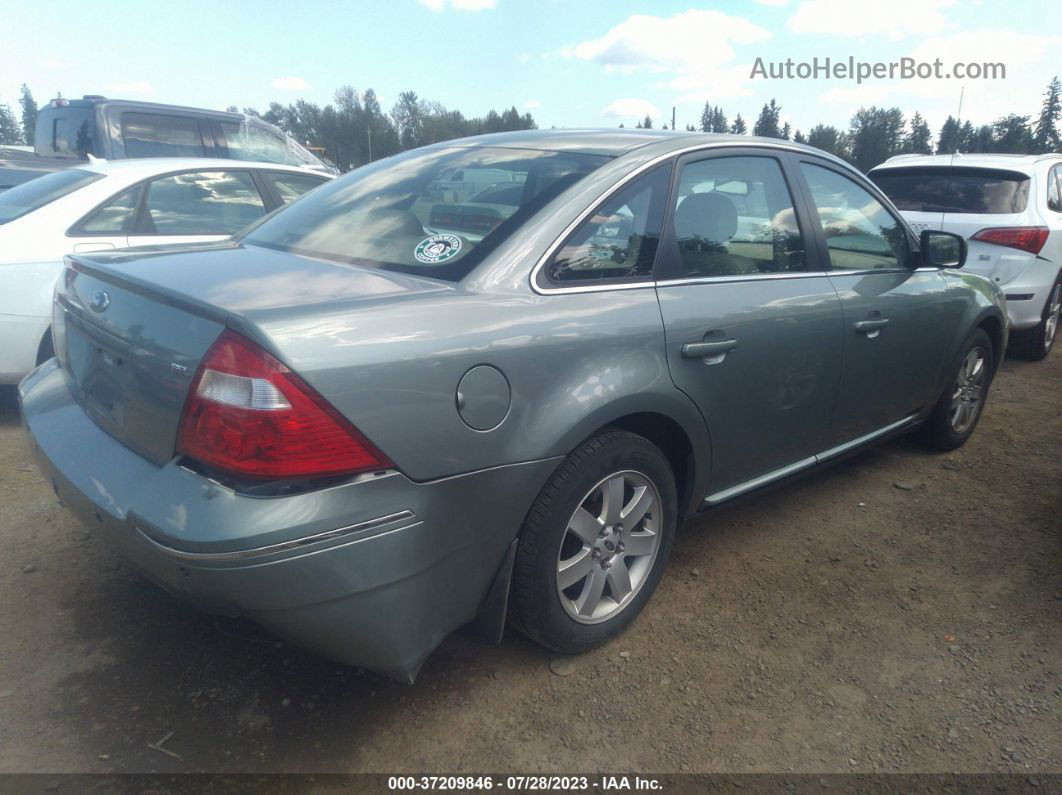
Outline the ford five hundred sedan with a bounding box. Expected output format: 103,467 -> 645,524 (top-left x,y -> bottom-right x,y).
20,130 -> 1007,681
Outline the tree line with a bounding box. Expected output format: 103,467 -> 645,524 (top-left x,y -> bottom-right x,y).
625,76 -> 1061,172
0,84 -> 537,171
3,77 -> 1059,173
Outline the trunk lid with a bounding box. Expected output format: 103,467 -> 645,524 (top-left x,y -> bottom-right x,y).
54,242 -> 450,466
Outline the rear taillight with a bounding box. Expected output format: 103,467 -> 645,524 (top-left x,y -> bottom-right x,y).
971,226 -> 1049,255
176,330 -> 391,479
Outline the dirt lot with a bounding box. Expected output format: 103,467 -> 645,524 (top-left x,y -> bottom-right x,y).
0,352 -> 1058,776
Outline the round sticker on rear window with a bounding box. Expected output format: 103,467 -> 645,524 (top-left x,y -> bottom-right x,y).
414,234 -> 462,264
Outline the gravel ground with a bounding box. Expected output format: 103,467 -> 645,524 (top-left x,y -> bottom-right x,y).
0,352 -> 1058,775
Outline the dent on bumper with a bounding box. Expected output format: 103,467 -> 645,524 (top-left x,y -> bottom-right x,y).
19,361 -> 560,681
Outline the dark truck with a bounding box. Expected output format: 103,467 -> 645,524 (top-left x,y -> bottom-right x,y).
0,96 -> 335,191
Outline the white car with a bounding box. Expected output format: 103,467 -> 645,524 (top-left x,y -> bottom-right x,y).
870,153 -> 1062,360
0,158 -> 331,383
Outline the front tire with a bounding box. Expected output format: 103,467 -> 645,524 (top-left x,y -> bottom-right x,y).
1009,278 -> 1061,361
509,430 -> 677,654
920,328 -> 993,451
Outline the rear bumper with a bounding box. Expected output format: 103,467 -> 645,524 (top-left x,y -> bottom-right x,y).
1002,270 -> 1059,330
20,360 -> 559,681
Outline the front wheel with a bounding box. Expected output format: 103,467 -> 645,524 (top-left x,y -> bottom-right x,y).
920,328 -> 993,451
1009,279 -> 1060,361
509,430 -> 677,654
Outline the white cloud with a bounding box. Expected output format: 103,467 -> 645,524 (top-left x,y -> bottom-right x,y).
601,98 -> 661,121
417,0 -> 495,10
816,30 -> 1062,133
107,80 -> 154,95
271,76 -> 311,92
786,0 -> 956,39
524,99 -> 542,109
565,10 -> 770,75
565,10 -> 770,108
755,0 -> 790,6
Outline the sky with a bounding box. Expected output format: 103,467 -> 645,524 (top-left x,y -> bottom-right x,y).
1,0 -> 1059,138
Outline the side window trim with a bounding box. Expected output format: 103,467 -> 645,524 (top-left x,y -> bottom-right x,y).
1048,164 -> 1062,213
794,156 -> 918,274
534,161 -> 675,292
654,147 -> 814,283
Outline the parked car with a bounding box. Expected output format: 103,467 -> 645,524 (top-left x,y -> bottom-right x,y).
870,153 -> 1062,360
20,130 -> 1006,682
0,96 -> 337,192
0,158 -> 331,384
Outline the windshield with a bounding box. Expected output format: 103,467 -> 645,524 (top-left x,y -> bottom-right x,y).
242,146 -> 610,282
0,168 -> 102,224
871,166 -> 1030,214
220,116 -> 337,174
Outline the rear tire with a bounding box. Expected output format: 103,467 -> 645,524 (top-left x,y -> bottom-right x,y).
35,328 -> 54,366
509,430 -> 677,654
1008,278 -> 1061,361
920,328 -> 993,451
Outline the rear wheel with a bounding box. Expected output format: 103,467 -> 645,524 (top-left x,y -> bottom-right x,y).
1009,279 -> 1061,361
509,430 -> 677,654
920,328 -> 993,451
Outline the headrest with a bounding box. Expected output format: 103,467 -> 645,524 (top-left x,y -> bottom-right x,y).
674,192 -> 738,246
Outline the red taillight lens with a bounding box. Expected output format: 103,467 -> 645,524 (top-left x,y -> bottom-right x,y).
176,330 -> 391,479
971,226 -> 1049,255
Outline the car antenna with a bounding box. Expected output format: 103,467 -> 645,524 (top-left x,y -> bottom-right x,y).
942,86 -> 966,230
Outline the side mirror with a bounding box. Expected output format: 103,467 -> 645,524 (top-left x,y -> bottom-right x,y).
920,229 -> 966,269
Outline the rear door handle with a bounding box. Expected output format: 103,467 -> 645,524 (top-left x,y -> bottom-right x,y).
681,339 -> 738,359
853,319 -> 889,335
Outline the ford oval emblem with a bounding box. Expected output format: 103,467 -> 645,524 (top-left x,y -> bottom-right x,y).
89,290 -> 110,312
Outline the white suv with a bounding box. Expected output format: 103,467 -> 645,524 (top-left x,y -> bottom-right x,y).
870,153 -> 1062,360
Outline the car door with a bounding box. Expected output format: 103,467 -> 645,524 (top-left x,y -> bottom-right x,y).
125,169 -> 270,247
654,148 -> 845,500
793,157 -> 953,443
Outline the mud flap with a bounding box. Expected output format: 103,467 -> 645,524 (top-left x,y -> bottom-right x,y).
463,538 -> 518,645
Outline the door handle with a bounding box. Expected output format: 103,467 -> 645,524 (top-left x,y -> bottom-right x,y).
681,339 -> 738,359
853,318 -> 889,335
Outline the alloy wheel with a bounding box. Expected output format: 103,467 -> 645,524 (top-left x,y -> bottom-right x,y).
556,470 -> 662,624
950,346 -> 988,434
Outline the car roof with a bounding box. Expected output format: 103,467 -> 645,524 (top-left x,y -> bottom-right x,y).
74,157 -> 333,178
424,128 -> 848,162
871,153 -> 1062,172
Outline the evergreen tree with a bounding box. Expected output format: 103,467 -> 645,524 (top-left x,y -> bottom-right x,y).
1032,76 -> 1061,154
848,106 -> 905,171
780,122 -> 791,140
936,115 -> 962,154
971,124 -> 993,152
752,99 -> 782,138
958,120 -> 976,152
0,103 -> 21,144
905,111 -> 933,154
793,129 -> 806,144
990,114 -> 1033,153
18,84 -> 37,145
642,114 -> 653,129
806,124 -> 844,157
729,114 -> 747,135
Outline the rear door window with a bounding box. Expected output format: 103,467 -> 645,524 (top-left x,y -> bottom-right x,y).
140,171 -> 267,234
871,166 -> 1030,214
121,113 -> 206,158
262,172 -> 328,204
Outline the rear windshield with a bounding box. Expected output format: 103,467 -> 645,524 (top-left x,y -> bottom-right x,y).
36,105 -> 95,159
0,168 -> 101,225
871,166 -> 1030,214
241,146 -> 610,282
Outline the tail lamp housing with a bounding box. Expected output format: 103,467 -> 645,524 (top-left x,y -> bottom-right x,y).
176,330 -> 391,479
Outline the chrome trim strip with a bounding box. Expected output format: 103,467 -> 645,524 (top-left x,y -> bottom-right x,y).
136,509 -> 416,562
657,271 -> 831,288
701,414 -> 919,507
814,414 -> 918,462
530,140 -> 848,296
703,456 -> 818,506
